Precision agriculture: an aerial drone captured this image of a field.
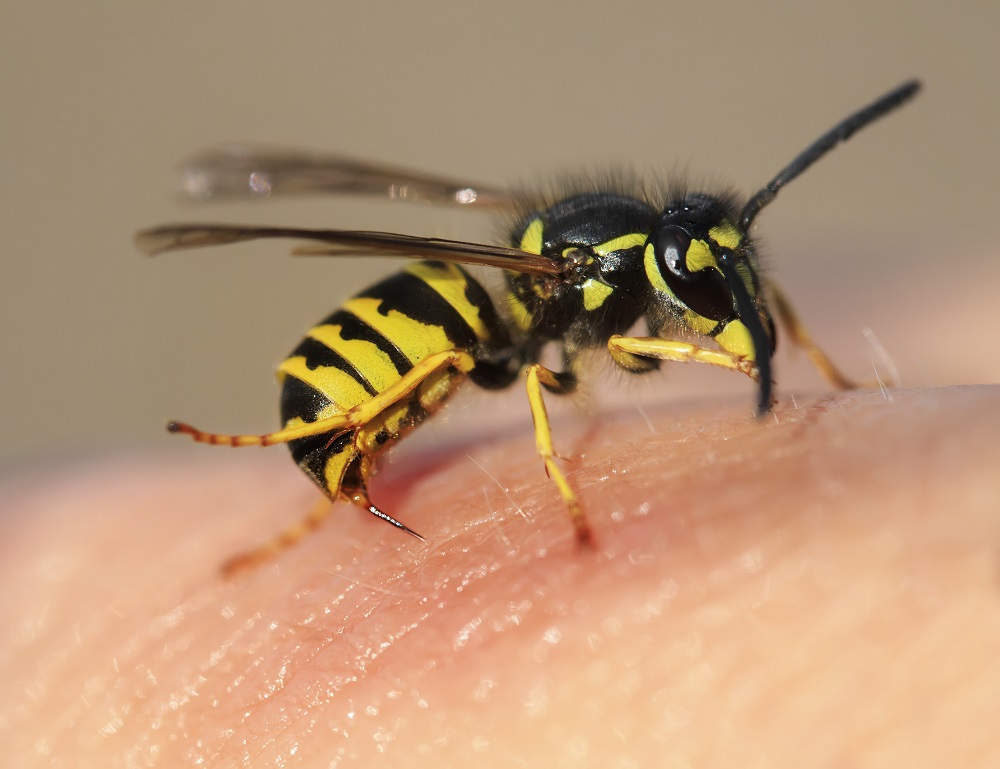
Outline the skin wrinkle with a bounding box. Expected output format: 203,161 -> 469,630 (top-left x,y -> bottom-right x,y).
2,386 -> 1000,767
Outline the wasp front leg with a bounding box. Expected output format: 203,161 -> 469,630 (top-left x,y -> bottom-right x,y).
607,335 -> 761,381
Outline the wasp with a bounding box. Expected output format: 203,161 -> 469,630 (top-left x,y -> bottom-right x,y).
137,80 -> 920,570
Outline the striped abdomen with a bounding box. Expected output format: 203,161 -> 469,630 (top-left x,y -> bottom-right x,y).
277,261 -> 509,500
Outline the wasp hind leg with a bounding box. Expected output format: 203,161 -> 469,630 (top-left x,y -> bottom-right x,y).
202,349 -> 476,574
221,494 -> 336,576
167,414 -> 353,447
169,349 -> 479,448
220,455 -> 425,578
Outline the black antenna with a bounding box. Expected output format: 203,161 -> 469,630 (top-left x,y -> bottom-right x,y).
740,80 -> 921,232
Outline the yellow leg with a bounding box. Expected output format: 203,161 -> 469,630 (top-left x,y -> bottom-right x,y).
220,485 -> 423,577
524,364 -> 592,546
221,496 -> 334,577
766,281 -> 859,390
608,335 -> 760,381
168,349 -> 477,446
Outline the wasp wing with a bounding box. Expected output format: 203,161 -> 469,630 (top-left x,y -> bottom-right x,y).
135,224 -> 564,277
176,144 -> 517,210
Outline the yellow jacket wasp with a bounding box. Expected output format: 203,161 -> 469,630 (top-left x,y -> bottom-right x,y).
137,80 -> 920,571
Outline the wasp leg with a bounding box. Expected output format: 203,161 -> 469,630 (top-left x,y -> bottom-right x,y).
220,484 -> 424,578
766,280 -> 859,389
221,495 -> 334,577
524,364 -> 592,546
216,352 -> 475,575
168,349 -> 477,446
608,335 -> 760,381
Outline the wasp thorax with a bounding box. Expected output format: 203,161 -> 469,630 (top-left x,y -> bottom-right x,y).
142,80 -> 920,563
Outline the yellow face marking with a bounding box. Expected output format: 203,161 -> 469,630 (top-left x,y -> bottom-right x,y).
644,242 -> 672,296
709,223 -> 742,250
593,232 -> 647,256
685,224 -> 744,275
685,239 -> 717,273
581,278 -> 614,311
405,262 -> 489,341
683,310 -> 718,336
519,218 -> 544,254
714,319 -> 757,361
278,356 -> 372,410
344,296 -> 453,365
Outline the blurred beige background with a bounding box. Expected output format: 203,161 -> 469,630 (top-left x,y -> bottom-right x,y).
2,2 -> 998,469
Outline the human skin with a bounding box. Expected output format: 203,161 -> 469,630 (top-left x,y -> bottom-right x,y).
2,383 -> 999,768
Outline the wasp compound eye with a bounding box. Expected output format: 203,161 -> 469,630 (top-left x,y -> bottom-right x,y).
653,227 -> 733,321
654,226 -> 691,279
136,80 -> 919,567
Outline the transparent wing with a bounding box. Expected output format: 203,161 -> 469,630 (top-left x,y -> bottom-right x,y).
135,224 -> 564,277
177,144 -> 518,209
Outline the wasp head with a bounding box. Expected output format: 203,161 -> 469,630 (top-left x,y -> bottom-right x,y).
645,193 -> 775,414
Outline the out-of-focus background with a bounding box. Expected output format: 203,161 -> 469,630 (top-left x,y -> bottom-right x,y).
2,2 -> 998,469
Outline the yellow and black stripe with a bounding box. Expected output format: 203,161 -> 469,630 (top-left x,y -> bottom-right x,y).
277,260 -> 512,501
137,80 -> 920,570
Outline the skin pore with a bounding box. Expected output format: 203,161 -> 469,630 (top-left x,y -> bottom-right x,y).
2,383 -> 999,768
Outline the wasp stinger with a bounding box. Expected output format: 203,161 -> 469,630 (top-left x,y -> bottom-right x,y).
137,80 -> 920,572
